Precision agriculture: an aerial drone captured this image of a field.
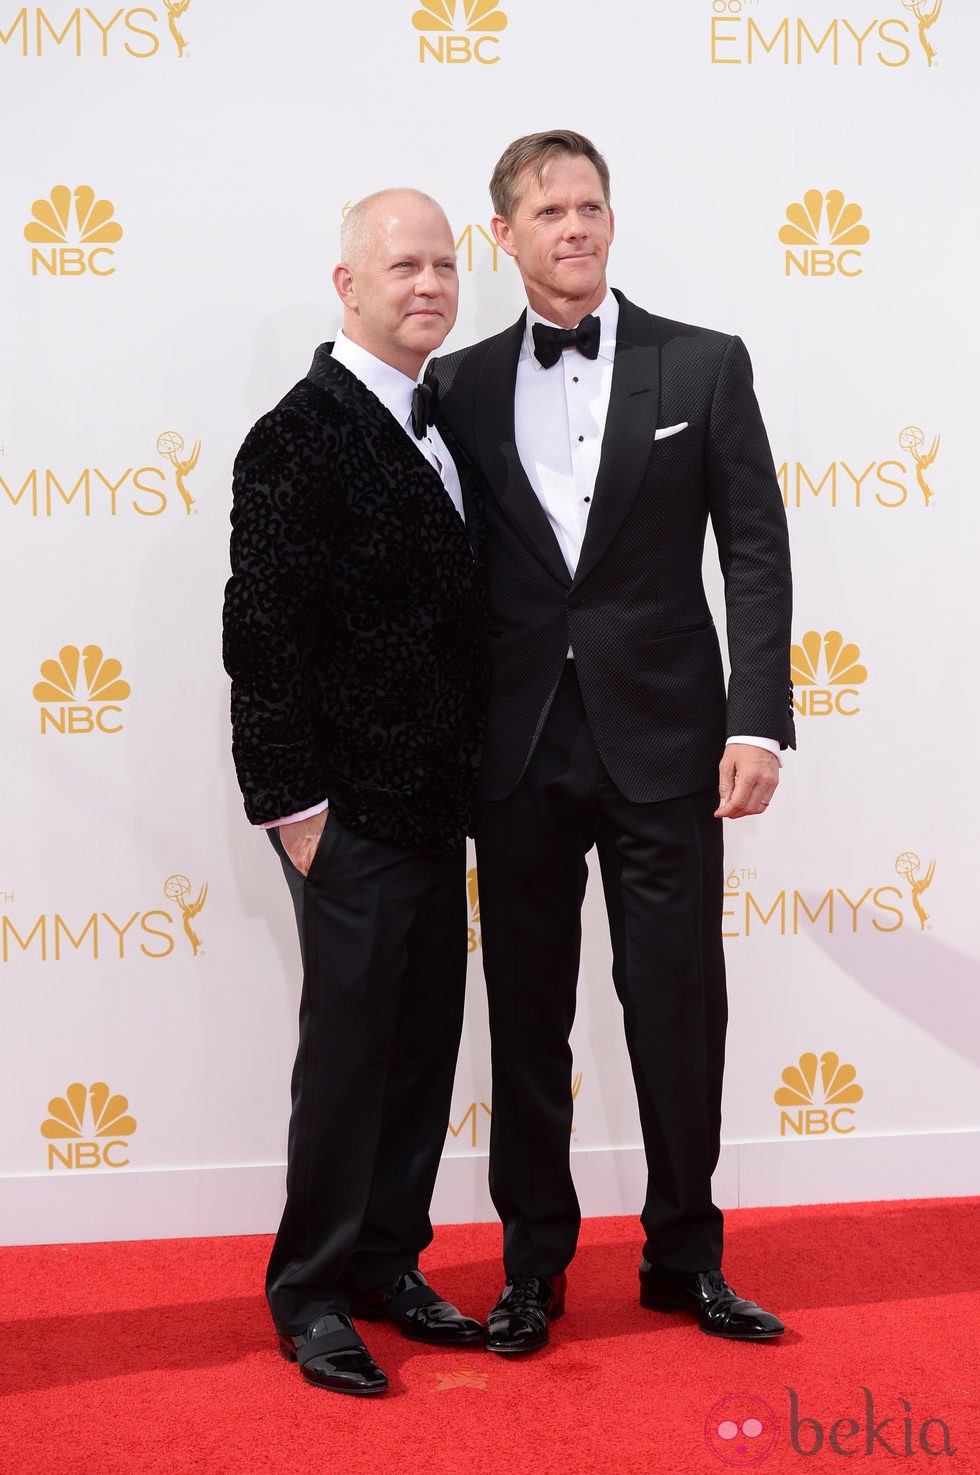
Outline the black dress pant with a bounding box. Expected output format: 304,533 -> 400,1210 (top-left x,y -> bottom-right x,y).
265,819 -> 466,1336
475,662 -> 727,1279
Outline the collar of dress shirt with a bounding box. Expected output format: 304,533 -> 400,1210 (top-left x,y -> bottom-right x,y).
330,330 -> 419,430
522,290 -> 619,369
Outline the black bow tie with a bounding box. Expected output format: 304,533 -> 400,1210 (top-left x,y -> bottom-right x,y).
531,314 -> 601,369
411,370 -> 439,439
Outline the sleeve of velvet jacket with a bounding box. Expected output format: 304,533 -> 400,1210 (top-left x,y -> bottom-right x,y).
705,336 -> 796,751
222,397 -> 337,824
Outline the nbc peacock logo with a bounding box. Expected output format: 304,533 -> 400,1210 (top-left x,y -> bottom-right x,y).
42,1081 -> 137,1170
790,630 -> 867,718
779,189 -> 870,278
25,184 -> 122,277
775,1051 -> 863,1137
466,865 -> 481,953
33,644 -> 132,735
414,0 -> 507,63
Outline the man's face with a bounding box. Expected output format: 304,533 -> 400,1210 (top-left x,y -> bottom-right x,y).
492,154 -> 614,323
336,200 -> 459,378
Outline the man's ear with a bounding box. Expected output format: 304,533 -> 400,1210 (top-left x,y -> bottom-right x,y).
490,215 -> 518,259
332,262 -> 357,310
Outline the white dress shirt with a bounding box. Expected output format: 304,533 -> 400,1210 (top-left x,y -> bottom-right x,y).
515,292 -> 779,762
265,332 -> 466,828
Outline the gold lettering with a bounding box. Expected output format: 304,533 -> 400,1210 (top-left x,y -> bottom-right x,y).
101,911 -> 141,958
747,17 -> 789,63
54,913 -> 98,959
36,7 -> 82,53
123,6 -> 158,56
2,914 -> 47,961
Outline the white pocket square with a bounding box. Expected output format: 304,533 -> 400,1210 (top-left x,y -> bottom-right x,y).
654,422 -> 688,440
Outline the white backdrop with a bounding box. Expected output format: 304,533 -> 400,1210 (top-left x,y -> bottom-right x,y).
2,0 -> 978,1246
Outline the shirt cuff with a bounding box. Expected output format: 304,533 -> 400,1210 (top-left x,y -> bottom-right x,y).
260,799 -> 329,829
727,736 -> 783,767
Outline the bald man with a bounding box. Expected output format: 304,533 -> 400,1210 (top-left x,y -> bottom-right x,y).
223,190 -> 488,1395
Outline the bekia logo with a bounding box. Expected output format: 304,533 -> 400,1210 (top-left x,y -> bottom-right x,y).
780,190 -> 869,277
33,644 -> 130,734
706,1388 -> 955,1462
414,0 -> 507,63
0,6 -> 192,58
25,185 -> 122,277
41,1081 -> 137,1170
779,425 -> 940,510
790,630 -> 867,717
775,1051 -> 863,1136
1,430 -> 202,518
709,1 -> 942,70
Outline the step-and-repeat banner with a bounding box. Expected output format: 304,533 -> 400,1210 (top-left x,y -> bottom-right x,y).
2,1 -> 977,1243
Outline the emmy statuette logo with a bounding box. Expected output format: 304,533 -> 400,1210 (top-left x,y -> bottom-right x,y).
42,1081 -> 137,1169
775,1052 -> 863,1136
157,431 -> 201,513
779,425 -> 941,510
709,0 -> 942,69
902,0 -> 942,66
895,852 -> 935,930
414,0 -> 507,63
898,426 -> 939,506
780,190 -> 869,277
25,185 -> 122,277
164,874 -> 207,955
33,644 -> 131,734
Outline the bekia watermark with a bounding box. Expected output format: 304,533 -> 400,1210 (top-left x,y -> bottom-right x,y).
706,1388 -> 956,1464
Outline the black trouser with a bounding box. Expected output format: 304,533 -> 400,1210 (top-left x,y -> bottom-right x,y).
475,662 -> 727,1279
265,819 -> 467,1336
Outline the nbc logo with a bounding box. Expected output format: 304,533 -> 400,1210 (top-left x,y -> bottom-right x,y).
790,630 -> 867,717
466,865 -> 481,953
775,1051 -> 863,1136
41,1081 -> 137,1170
779,190 -> 869,278
414,0 -> 507,63
24,185 -> 122,277
33,644 -> 131,734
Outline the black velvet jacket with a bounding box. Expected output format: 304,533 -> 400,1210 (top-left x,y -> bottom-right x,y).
223,344 -> 487,851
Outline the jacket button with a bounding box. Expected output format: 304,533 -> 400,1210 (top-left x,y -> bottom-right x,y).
567,593 -> 582,609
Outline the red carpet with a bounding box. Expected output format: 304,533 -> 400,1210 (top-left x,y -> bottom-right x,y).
1,1199 -> 977,1474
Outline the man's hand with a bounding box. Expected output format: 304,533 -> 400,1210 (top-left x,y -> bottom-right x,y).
715,745 -> 779,820
280,811 -> 328,876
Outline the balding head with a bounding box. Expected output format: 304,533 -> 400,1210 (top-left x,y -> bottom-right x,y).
340,188 -> 449,270
332,188 -> 459,380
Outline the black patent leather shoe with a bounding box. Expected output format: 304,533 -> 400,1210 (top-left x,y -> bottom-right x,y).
485,1273 -> 567,1355
349,1269 -> 484,1346
278,1312 -> 389,1394
639,1262 -> 784,1340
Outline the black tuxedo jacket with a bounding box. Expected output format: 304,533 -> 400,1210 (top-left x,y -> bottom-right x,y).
223,344 -> 487,851
434,290 -> 795,803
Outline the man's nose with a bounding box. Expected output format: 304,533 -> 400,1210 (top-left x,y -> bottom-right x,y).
415,265 -> 440,294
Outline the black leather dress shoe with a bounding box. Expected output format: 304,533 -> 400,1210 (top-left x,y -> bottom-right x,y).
278,1312 -> 388,1394
348,1269 -> 484,1346
639,1262 -> 784,1340
485,1274 -> 567,1355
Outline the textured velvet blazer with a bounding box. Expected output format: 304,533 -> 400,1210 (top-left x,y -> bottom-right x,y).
223,344 -> 487,851
433,290 -> 795,803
